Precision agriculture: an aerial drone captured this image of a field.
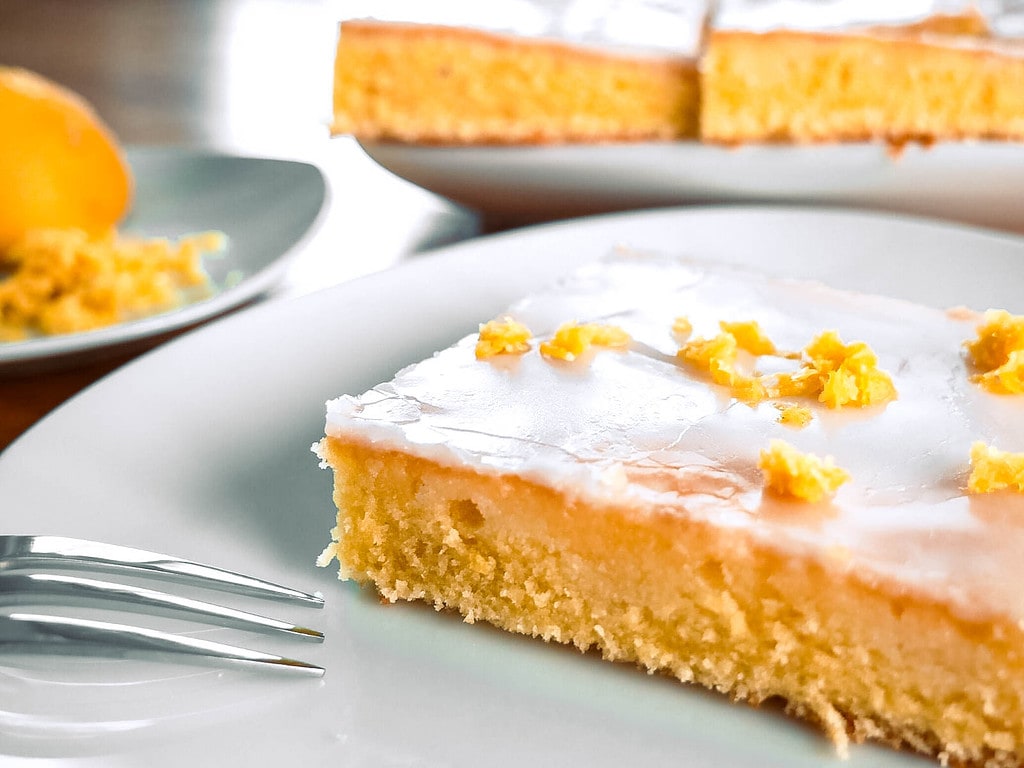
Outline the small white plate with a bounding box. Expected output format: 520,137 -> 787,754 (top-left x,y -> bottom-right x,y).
0,146 -> 327,375
1,207 -> 1022,767
362,140 -> 1024,232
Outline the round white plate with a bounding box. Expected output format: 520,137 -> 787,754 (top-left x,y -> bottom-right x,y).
0,146 -> 327,375
362,140 -> 1024,232
1,207 -> 1022,767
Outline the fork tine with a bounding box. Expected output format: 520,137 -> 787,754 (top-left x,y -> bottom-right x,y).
1,573 -> 323,641
0,536 -> 323,607
0,613 -> 325,675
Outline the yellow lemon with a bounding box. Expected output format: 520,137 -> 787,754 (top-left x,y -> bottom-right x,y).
0,67 -> 132,250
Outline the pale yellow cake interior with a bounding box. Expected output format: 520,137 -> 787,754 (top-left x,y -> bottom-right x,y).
700,31 -> 1024,144
321,436 -> 1024,767
330,6 -> 1024,147
332,21 -> 700,144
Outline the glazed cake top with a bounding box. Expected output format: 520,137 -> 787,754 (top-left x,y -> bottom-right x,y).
712,0 -> 986,31
323,250 -> 1024,624
340,0 -> 710,57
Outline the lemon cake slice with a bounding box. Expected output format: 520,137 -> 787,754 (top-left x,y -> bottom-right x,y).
701,0 -> 1024,144
317,250 -> 1024,766
332,1 -> 709,144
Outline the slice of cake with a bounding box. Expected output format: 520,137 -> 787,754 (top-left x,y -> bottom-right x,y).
701,0 -> 1024,144
316,250 -> 1024,766
331,1 -> 708,144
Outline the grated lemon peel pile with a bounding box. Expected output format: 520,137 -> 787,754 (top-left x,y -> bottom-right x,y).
0,227 -> 221,341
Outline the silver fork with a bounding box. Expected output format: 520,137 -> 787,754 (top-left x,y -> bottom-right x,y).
0,535 -> 325,675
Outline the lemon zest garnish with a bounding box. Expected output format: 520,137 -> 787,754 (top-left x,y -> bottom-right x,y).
678,332 -> 740,387
797,331 -> 897,408
775,403 -> 813,428
475,316 -> 532,359
671,315 -> 693,342
771,367 -> 824,400
539,321 -> 630,362
758,439 -> 850,503
966,310 -> 1024,394
731,374 -> 770,406
720,319 -> 776,356
966,309 -> 1024,371
975,350 -> 1024,394
967,441 -> 1024,494
677,321 -> 895,409
766,331 -> 897,408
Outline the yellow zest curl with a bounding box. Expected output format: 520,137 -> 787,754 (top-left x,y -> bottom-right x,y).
759,439 -> 850,503
540,321 -> 630,362
476,316 -> 532,359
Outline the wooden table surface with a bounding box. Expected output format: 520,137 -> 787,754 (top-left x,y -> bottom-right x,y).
0,0 -> 483,452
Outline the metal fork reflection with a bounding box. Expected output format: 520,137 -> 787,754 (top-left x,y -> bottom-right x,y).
0,535 -> 325,675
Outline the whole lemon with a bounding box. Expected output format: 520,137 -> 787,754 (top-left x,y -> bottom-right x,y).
0,67 -> 132,250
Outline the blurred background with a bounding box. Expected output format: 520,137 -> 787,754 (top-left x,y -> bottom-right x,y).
3,0 -> 333,154
0,0 -> 479,282
0,0 -> 481,448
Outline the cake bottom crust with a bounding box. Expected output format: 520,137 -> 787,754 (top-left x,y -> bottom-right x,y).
320,436 -> 1024,767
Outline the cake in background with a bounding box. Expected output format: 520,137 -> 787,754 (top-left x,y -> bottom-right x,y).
701,0 -> 1024,144
331,0 -> 709,144
330,0 -> 1024,147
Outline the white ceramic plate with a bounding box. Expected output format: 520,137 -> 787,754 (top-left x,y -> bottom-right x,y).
362,140 -> 1024,232
2,207 -> 1023,767
0,146 -> 327,375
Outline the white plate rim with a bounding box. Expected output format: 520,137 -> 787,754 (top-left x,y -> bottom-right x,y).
359,138 -> 1024,232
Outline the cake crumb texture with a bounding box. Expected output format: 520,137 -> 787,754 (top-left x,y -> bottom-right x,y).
320,436 -> 1024,767
701,30 -> 1024,144
318,252 -> 1024,767
332,21 -> 700,144
331,6 -> 1024,148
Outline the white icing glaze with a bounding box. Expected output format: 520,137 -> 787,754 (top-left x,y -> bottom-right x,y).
713,0 -> 982,32
338,0 -> 709,57
324,251 -> 1024,624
